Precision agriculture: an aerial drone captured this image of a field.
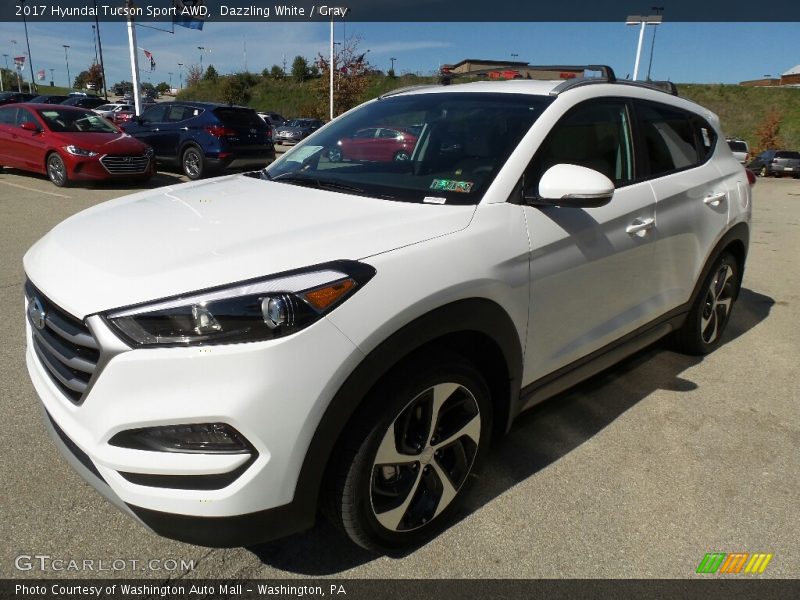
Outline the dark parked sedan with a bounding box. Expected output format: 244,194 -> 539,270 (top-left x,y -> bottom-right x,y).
747,150 -> 800,178
121,101 -> 275,179
60,96 -> 110,110
28,95 -> 70,105
274,118 -> 323,145
0,92 -> 37,106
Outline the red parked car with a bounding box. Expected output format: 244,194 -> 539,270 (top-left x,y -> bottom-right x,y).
328,126 -> 419,162
0,104 -> 154,187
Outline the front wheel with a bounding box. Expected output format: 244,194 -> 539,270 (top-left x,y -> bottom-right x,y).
327,147 -> 343,162
325,354 -> 492,553
182,146 -> 205,180
393,150 -> 410,162
46,153 -> 69,187
669,251 -> 740,355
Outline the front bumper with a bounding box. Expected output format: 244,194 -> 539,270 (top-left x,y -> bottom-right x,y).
66,155 -> 155,182
26,305 -> 364,546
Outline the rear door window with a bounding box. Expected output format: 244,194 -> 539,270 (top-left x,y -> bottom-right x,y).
635,102 -> 700,177
214,108 -> 264,129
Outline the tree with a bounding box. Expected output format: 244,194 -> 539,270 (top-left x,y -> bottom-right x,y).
185,64 -> 202,87
73,70 -> 90,89
221,74 -> 252,105
156,81 -> 170,94
111,80 -> 132,96
291,56 -> 310,82
203,65 -> 219,81
313,38 -> 373,118
387,68 -> 396,78
86,63 -> 104,91
269,65 -> 284,79
754,107 -> 784,154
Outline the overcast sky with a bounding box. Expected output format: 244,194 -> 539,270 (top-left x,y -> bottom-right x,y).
0,20 -> 797,89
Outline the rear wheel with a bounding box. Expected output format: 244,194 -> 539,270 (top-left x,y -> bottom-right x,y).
759,166 -> 767,177
669,251 -> 740,355
46,153 -> 69,187
324,354 -> 492,553
393,150 -> 411,161
182,146 -> 205,180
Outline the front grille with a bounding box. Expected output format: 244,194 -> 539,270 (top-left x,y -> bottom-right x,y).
100,154 -> 150,174
26,281 -> 99,404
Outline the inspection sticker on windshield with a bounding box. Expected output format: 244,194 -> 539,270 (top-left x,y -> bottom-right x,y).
423,196 -> 447,204
430,179 -> 474,193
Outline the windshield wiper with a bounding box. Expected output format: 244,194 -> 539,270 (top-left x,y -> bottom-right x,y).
265,172 -> 394,199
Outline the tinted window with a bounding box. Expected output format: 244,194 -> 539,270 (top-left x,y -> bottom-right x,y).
636,103 -> 698,176
15,107 -> 37,126
140,105 -> 167,124
37,108 -> 119,133
214,107 -> 263,128
775,151 -> 800,159
727,140 -> 747,153
165,105 -> 195,122
0,107 -> 16,124
528,99 -> 634,189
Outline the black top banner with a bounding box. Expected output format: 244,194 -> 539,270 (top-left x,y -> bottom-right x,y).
3,0 -> 800,22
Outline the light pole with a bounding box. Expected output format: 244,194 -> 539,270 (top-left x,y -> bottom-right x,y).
93,0 -> 108,99
49,67 -> 54,86
645,6 -> 664,81
198,46 -> 205,73
390,57 -> 396,73
11,40 -> 21,92
0,53 -> 5,92
62,44 -> 71,90
626,14 -> 662,81
511,53 -> 519,61
168,72 -> 172,93
92,25 -> 99,64
177,62 -> 183,88
19,1 -> 37,93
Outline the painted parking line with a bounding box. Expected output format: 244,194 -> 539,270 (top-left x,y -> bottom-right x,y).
0,179 -> 73,199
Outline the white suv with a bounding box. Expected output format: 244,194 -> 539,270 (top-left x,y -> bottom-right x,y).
24,67 -> 752,553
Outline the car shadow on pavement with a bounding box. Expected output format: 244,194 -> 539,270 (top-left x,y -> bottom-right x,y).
246,287 -> 774,574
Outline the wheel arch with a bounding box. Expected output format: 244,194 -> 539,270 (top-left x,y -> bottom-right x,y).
692,221 -> 749,304
292,297 -> 523,519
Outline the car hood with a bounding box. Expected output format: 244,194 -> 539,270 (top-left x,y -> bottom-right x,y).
49,132 -> 149,154
24,174 -> 476,318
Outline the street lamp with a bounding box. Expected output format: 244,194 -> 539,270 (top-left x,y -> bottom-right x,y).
177,62 -> 183,88
63,44 -> 71,90
645,7 -> 665,81
511,53 -> 519,61
390,57 -> 396,73
625,14 -> 662,81
49,67 -> 54,86
198,46 -> 205,72
0,53 -> 6,92
11,40 -> 21,92
19,0 -> 37,93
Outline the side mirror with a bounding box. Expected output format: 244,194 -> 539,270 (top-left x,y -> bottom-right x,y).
525,164 -> 614,208
20,121 -> 40,133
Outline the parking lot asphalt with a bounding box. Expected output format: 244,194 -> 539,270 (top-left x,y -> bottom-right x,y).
1,171 -> 798,579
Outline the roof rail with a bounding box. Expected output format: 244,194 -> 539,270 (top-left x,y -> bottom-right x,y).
440,64 -> 616,86
551,77 -> 679,96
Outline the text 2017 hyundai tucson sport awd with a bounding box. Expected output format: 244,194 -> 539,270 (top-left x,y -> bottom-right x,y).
24,69 -> 752,553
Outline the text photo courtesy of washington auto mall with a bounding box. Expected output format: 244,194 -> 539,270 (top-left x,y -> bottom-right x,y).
0,1 -> 799,599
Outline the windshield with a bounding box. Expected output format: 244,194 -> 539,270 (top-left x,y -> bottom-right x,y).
264,92 -> 553,204
37,108 -> 119,133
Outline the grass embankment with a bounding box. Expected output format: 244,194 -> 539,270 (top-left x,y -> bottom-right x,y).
177,76 -> 800,150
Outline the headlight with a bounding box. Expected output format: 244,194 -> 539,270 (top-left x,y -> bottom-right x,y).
103,261 -> 375,347
63,145 -> 98,157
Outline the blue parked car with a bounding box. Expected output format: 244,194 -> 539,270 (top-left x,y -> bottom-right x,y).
122,101 -> 275,179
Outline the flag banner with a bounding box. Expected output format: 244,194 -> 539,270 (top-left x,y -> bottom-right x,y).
173,0 -> 206,29
37,69 -> 45,80
14,56 -> 25,68
141,48 -> 157,71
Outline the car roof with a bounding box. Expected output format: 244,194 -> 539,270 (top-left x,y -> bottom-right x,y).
12,103 -> 94,112
157,100 -> 250,110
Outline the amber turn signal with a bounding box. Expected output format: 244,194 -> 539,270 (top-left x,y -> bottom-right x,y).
304,279 -> 356,310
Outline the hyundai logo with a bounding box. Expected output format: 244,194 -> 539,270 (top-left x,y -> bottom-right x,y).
28,297 -> 46,330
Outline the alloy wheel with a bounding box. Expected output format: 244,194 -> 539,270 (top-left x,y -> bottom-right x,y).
183,149 -> 201,179
370,382 -> 481,532
700,263 -> 735,345
47,155 -> 66,186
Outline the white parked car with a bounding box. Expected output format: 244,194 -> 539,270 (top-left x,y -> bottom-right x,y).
92,103 -> 134,118
24,67 -> 753,552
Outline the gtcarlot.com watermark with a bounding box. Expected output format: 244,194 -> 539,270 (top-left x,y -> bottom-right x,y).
14,554 -> 195,573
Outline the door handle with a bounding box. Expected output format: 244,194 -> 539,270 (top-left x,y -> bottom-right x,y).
703,192 -> 727,206
626,217 -> 655,236
180,127 -> 189,131
150,128 -> 160,132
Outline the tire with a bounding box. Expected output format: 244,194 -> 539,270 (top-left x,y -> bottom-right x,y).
46,152 -> 69,187
393,150 -> 410,162
669,251 -> 740,355
324,353 -> 492,553
181,146 -> 205,180
759,167 -> 767,177
327,147 -> 343,162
